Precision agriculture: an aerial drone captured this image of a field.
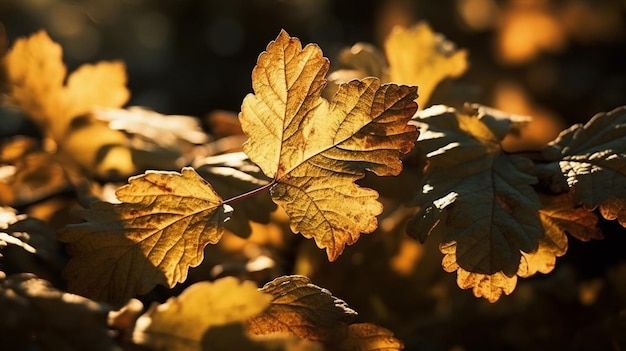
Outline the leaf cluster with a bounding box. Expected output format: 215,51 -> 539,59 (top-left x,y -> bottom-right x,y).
1,21 -> 626,351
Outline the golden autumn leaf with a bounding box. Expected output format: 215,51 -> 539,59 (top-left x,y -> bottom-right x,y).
3,30 -> 129,141
247,275 -> 357,343
132,277 -> 272,351
240,30 -> 418,261
58,167 -> 231,304
384,23 -> 468,106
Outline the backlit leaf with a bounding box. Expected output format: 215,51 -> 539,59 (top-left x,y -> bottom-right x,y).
3,30 -> 129,140
240,30 -> 418,261
334,323 -> 404,351
408,105 -> 543,279
600,197 -> 626,227
384,23 -> 468,106
58,167 -> 231,304
541,106 -> 626,208
247,275 -> 357,343
132,277 -> 272,351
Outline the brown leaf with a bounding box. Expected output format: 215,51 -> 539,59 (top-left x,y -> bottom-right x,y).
240,30 -> 418,261
202,323 -> 324,351
332,323 -> 404,351
600,197 -> 626,227
59,167 -> 231,304
247,275 -> 357,343
0,273 -> 118,351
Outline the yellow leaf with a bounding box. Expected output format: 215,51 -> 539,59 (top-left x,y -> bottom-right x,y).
247,275 -> 357,343
384,23 -> 468,106
240,30 -> 418,261
59,167 -> 231,304
3,30 -> 129,140
133,277 -> 272,351
334,323 -> 404,351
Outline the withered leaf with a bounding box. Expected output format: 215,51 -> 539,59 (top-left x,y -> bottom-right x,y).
541,106 -> 626,207
247,275 -> 357,343
59,167 -> 231,304
240,30 -> 418,261
0,273 -> 118,351
132,277 -> 272,351
3,30 -> 129,141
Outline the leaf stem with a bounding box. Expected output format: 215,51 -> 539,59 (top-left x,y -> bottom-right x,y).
222,178 -> 277,205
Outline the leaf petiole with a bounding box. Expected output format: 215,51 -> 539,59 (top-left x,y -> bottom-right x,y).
221,178 -> 277,205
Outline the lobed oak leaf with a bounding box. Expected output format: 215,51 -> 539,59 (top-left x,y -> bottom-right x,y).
541,106 -> 626,208
240,30 -> 418,261
384,23 -> 468,106
247,275 -> 357,343
408,105 -> 543,278
58,167 -> 231,304
132,277 -> 272,351
3,30 -> 129,141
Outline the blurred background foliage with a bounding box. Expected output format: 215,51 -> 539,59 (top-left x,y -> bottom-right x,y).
2,0 -> 624,126
2,0 -> 626,350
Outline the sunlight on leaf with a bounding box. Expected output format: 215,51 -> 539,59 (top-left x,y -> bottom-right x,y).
3,30 -> 129,141
407,105 -> 547,302
409,105 -> 543,277
95,106 -> 209,147
133,277 -> 272,351
240,30 -> 418,261
541,106 -> 626,208
247,275 -> 357,342
384,23 -> 468,106
59,167 -> 231,304
518,192 -> 599,278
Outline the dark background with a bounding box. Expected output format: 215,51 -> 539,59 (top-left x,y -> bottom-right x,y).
2,0 -> 624,127
2,1 -> 626,350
